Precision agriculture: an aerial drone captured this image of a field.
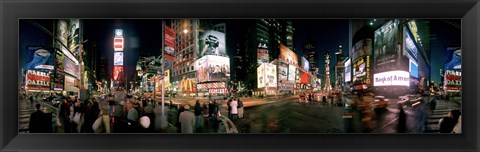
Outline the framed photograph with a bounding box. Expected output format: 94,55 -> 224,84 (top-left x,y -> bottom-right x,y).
1,0 -> 479,152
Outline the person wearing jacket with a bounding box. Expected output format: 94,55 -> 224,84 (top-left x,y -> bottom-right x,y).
230,99 -> 238,121
92,107 -> 111,133
194,100 -> 203,130
179,105 -> 195,133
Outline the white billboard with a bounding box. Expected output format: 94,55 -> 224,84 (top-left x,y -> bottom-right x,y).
257,63 -> 277,88
288,64 -> 296,81
196,55 -> 230,83
344,58 -> 351,82
64,75 -> 79,93
373,70 -> 410,86
198,26 -> 226,58
114,52 -> 124,65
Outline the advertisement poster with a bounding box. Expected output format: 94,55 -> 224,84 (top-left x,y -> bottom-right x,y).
404,26 -> 419,61
278,62 -> 288,81
68,19 -> 80,59
264,63 -> 277,87
295,68 -> 301,83
444,47 -> 461,71
198,24 -> 226,58
114,37 -> 124,51
64,75 -> 79,93
164,25 -> 175,61
351,39 -> 372,61
444,70 -> 461,91
25,46 -> 55,71
55,20 -> 71,61
257,64 -> 265,88
55,49 -> 64,72
409,59 -> 419,78
64,57 -> 78,78
257,47 -> 269,66
354,58 -> 366,77
26,70 -> 51,90
113,66 -> 124,81
374,20 -> 400,71
344,58 -> 351,82
279,44 -> 298,66
288,64 -> 296,81
300,72 -> 309,84
196,55 -> 230,82
301,57 -> 310,71
114,52 -> 124,65
373,70 -> 410,86
53,71 -> 65,91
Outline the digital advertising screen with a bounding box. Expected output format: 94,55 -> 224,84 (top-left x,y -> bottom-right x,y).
114,52 -> 124,65
25,46 -> 55,71
373,70 -> 410,86
196,55 -> 230,83
301,57 -> 309,71
374,20 -> 400,71
198,24 -> 226,58
279,44 -> 298,66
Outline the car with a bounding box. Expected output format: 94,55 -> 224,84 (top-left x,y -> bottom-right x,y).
371,96 -> 389,109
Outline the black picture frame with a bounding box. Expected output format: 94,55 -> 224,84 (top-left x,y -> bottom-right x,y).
1,0 -> 479,152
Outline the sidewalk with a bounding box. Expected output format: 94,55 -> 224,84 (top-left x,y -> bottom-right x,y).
163,95 -> 299,109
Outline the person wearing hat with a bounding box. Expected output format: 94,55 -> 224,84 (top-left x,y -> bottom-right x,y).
178,105 -> 195,133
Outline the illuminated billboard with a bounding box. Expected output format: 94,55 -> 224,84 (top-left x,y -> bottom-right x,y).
445,47 -> 461,71
279,44 -> 298,66
198,24 -> 226,58
25,47 -> 55,71
409,59 -> 418,78
113,66 -> 124,81
68,19 -> 80,58
26,70 -> 51,90
444,48 -> 461,92
64,75 -> 79,92
114,52 -> 124,65
444,70 -> 461,91
288,64 -> 296,82
374,20 -> 400,71
373,70 -> 410,86
164,25 -> 175,60
278,62 -> 288,81
195,55 -> 230,83
257,63 -> 277,88
404,26 -> 419,61
301,57 -> 309,71
114,37 -> 124,51
64,57 -> 78,78
352,39 -> 372,61
344,58 -> 351,82
257,47 -> 269,66
353,58 -> 366,77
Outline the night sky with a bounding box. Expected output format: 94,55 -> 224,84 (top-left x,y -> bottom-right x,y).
20,19 -> 460,87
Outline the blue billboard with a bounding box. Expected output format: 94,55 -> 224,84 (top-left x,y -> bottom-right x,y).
25,46 -> 55,71
409,60 -> 418,78
404,26 -> 419,62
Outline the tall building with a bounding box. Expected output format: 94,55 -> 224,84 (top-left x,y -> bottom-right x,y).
335,45 -> 345,89
303,37 -> 318,74
323,51 -> 332,91
171,19 -> 199,96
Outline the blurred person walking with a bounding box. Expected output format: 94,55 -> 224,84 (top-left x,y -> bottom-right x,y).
194,100 -> 204,130
230,98 -> 238,121
237,98 -> 244,119
58,97 -> 72,133
92,107 -> 111,133
397,103 -> 407,133
175,106 -> 185,133
439,110 -> 461,133
179,105 -> 195,133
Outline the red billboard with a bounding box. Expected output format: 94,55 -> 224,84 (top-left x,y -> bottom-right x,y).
300,72 -> 309,84
113,66 -> 124,81
26,70 -> 51,90
164,25 -> 175,61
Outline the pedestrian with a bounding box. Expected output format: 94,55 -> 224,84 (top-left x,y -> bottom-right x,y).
28,94 -> 34,105
58,97 -> 71,133
452,116 -> 462,133
429,97 -> 437,114
178,105 -> 195,133
82,101 -> 96,133
397,103 -> 407,133
439,110 -> 461,133
92,107 -> 111,133
230,98 -> 238,121
127,101 -> 139,123
175,106 -> 185,133
29,104 -> 45,133
42,107 -> 53,133
208,101 -> 215,118
227,99 -> 232,119
194,100 -> 203,130
237,98 -> 244,119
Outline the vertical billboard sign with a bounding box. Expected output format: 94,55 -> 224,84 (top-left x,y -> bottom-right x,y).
198,24 -> 226,58
114,29 -> 124,51
301,57 -> 310,71
351,39 -> 372,61
164,25 -> 175,61
278,62 -> 288,81
344,58 -> 351,82
279,44 -> 298,66
444,48 -> 461,92
114,52 -> 124,65
288,64 -> 296,82
374,20 -> 400,72
257,64 -> 265,88
409,59 -> 419,78
404,26 -> 419,62
68,19 -> 80,59
257,43 -> 269,65
55,20 -> 78,64
113,66 -> 124,81
264,63 -> 277,87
